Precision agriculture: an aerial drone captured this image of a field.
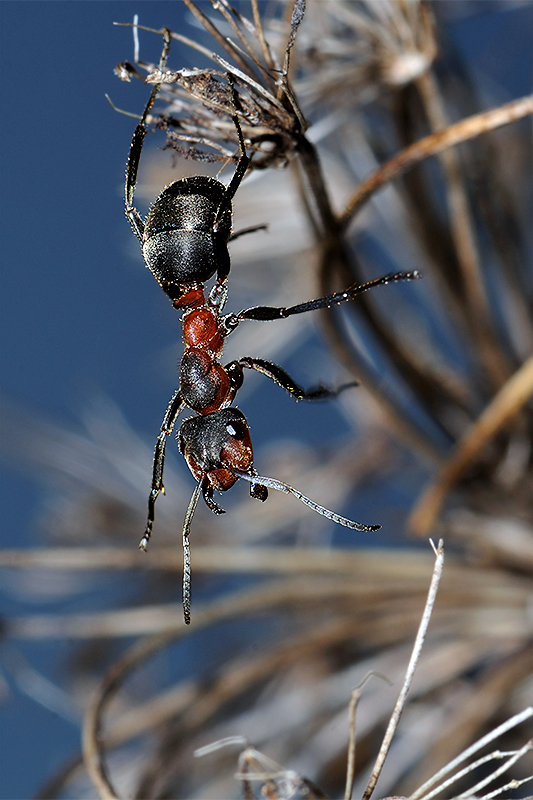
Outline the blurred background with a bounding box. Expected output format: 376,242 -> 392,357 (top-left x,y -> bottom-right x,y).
0,2 -> 531,798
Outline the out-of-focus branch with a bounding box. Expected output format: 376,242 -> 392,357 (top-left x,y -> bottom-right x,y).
415,70 -> 511,390
340,95 -> 533,228
410,355 -> 533,536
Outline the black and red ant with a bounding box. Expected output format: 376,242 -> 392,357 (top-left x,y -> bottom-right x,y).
124,30 -> 420,623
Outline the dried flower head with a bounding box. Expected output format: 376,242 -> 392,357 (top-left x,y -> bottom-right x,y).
115,1 -> 310,171
296,0 -> 438,108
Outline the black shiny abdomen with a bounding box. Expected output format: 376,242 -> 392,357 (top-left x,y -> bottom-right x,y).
143,176 -> 232,295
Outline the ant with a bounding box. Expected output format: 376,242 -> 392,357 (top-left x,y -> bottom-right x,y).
124,30 -> 420,623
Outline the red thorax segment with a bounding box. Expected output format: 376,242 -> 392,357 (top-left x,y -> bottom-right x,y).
179,295 -> 232,415
182,306 -> 224,355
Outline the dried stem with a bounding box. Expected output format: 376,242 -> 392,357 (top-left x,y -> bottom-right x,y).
362,540 -> 445,800
344,674 -> 389,800
409,706 -> 533,800
415,69 -> 511,390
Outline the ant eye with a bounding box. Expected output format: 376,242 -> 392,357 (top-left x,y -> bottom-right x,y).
226,424 -> 237,436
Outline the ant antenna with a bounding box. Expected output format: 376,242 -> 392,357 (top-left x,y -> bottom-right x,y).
182,479 -> 202,625
234,471 -> 381,532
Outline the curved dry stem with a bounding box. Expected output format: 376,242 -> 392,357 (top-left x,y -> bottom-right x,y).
296,138 -> 448,460
81,577 -> 380,797
340,94 -> 533,228
410,355 -> 533,536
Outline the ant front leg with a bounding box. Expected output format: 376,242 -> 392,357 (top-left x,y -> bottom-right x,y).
213,79 -> 250,245
139,389 -> 183,551
125,28 -> 172,243
230,357 -> 356,401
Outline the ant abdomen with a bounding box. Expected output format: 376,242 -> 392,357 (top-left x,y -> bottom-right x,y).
143,177 -> 232,294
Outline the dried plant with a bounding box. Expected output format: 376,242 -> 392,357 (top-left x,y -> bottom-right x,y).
1,2 -> 532,799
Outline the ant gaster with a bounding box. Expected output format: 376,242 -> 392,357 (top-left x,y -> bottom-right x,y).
124,30 -> 420,623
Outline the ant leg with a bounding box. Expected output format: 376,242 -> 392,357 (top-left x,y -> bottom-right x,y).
228,224 -> 268,242
214,79 -> 250,229
233,356 -> 356,401
236,271 -> 421,322
125,28 -> 172,243
139,389 -> 183,551
182,478 -> 202,625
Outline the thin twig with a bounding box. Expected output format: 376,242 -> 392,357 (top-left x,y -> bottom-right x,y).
409,707 -> 533,800
454,740 -> 533,800
250,0 -> 277,73
362,540 -> 445,800
478,773 -> 533,800
182,0 -> 253,75
414,746 -> 529,800
345,674 -> 390,800
410,355 -> 533,536
114,21 -> 216,63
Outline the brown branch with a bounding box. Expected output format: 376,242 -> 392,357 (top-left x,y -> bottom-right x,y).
0,545 -> 433,574
340,95 -> 533,229
410,355 -> 533,536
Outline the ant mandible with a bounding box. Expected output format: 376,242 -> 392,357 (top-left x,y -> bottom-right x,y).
124,30 -> 420,623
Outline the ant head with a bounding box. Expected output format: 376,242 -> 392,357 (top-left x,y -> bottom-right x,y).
178,408 -> 254,492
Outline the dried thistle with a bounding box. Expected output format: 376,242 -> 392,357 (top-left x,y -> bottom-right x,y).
114,1 -> 309,172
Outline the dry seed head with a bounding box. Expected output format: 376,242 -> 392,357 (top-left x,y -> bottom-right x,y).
296,0 -> 437,108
